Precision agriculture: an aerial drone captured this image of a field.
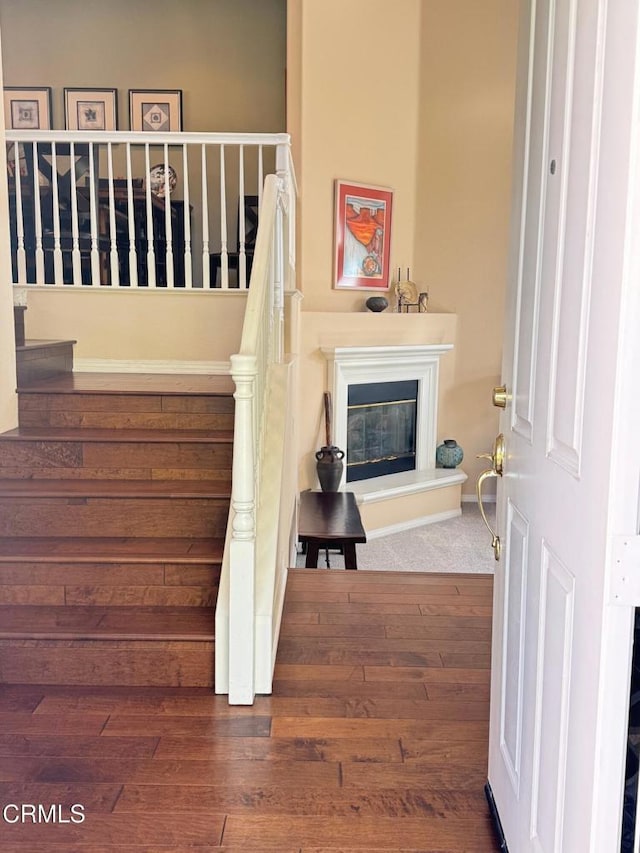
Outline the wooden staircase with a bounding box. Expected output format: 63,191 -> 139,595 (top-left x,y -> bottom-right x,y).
0,372 -> 234,688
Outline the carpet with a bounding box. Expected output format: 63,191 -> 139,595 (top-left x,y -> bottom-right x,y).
295,502 -> 496,574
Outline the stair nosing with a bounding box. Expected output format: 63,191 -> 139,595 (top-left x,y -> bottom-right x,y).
0,427 -> 234,444
16,372 -> 234,398
0,536 -> 225,564
0,605 -> 215,642
0,479 -> 231,500
0,629 -> 215,642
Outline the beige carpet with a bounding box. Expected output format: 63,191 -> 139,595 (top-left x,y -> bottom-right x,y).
296,502 -> 496,574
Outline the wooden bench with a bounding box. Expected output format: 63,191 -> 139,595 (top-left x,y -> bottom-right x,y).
298,490 -> 367,570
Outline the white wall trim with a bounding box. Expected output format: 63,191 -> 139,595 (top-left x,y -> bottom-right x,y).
352,467 -> 467,504
462,492 -> 497,504
74,358 -> 231,375
366,508 -> 462,540
13,283 -> 249,298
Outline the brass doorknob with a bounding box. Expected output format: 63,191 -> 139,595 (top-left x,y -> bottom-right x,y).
492,385 -> 510,408
476,433 -> 505,561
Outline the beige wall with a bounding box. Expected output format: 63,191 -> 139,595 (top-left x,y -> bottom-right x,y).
361,487 -> 462,534
23,289 -> 247,365
289,0 -> 519,495
415,0 -> 519,493
289,0 -> 423,313
0,0 -> 286,133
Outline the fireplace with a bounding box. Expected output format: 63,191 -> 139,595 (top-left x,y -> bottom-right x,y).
347,380 -> 418,482
322,344 -> 454,489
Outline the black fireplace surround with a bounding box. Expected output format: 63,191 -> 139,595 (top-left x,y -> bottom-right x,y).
346,380 -> 418,482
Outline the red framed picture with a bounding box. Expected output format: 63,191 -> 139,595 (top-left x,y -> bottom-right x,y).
334,180 -> 393,290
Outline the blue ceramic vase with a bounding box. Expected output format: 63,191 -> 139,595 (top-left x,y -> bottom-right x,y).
436,439 -> 464,469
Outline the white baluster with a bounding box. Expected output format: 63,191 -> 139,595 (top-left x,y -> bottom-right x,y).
32,143 -> 44,283
69,142 -> 82,285
12,144 -> 26,283
88,142 -> 101,286
107,143 -> 120,286
201,143 -> 210,288
182,143 -> 192,288
238,145 -> 246,289
49,143 -> 63,284
144,144 -> 156,287
258,145 -> 263,208
228,353 -> 257,705
163,143 -> 174,288
126,143 -> 138,287
219,145 -> 228,288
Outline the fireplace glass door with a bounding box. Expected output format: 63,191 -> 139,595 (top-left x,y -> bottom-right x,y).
346,380 -> 418,482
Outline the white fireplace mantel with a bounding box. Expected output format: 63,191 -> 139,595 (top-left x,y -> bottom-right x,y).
321,344 -> 455,493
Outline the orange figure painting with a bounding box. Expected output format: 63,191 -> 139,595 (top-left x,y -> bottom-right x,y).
334,180 -> 393,290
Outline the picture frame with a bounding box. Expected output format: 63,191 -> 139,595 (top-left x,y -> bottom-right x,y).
64,88 -> 118,131
3,87 -> 52,130
129,89 -> 182,132
334,180 -> 393,290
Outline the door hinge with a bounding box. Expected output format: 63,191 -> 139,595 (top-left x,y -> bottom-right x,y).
610,536 -> 640,605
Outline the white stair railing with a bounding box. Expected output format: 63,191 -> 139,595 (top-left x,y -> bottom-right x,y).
215,145 -> 297,704
5,130 -> 289,289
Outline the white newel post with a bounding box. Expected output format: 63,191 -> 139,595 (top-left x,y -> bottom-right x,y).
228,353 -> 258,705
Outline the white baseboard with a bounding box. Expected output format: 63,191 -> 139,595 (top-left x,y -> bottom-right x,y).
74,358 -> 231,375
366,508 -> 461,540
462,493 -> 496,504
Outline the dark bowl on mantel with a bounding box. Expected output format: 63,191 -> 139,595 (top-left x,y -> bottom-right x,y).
365,296 -> 389,312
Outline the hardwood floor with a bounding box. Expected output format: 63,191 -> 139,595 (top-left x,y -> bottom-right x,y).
0,568 -> 498,852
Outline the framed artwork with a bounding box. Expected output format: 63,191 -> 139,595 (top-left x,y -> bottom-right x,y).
129,89 -> 182,132
334,180 -> 393,290
3,87 -> 52,130
64,88 -> 118,131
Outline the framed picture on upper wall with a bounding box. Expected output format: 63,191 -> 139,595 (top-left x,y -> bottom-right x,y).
334,180 -> 393,290
64,88 -> 118,131
3,87 -> 52,130
129,89 -> 182,132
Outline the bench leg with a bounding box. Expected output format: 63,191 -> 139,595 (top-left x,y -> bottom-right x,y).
305,541 -> 320,569
343,542 -> 358,570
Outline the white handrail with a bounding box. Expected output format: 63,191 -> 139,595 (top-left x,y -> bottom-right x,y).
220,157 -> 297,704
6,130 -> 291,146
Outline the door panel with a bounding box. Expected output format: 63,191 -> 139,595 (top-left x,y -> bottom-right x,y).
530,545 -> 575,852
487,0 -> 640,849
544,0 -> 603,476
511,0 -> 551,444
500,500 -> 529,796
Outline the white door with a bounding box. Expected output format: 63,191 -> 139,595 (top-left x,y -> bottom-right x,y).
481,0 -> 640,850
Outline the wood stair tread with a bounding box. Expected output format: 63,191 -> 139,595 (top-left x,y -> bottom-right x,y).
0,479 -> 231,499
0,604 -> 215,641
16,339 -> 77,351
0,536 -> 224,563
18,372 -> 235,396
0,426 -> 234,443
